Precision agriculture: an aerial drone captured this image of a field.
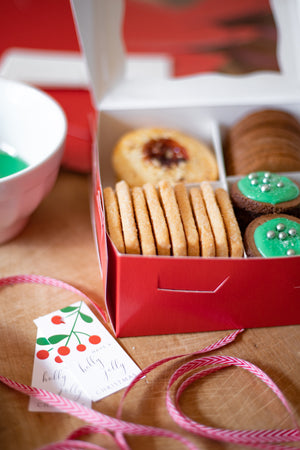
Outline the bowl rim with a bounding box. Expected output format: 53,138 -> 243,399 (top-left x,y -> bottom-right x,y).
0,77 -> 67,183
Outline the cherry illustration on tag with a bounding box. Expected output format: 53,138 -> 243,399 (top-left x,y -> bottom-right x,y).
35,304 -> 102,364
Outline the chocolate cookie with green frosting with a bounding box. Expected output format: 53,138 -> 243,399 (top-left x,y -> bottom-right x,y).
230,172 -> 300,230
244,214 -> 300,257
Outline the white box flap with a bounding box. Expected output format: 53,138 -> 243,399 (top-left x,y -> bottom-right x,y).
71,0 -> 126,105
71,0 -> 300,109
271,0 -> 300,79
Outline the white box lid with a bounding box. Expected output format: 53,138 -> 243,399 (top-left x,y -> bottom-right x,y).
71,0 -> 300,109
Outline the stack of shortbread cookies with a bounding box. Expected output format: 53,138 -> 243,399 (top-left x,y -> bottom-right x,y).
104,180 -> 244,257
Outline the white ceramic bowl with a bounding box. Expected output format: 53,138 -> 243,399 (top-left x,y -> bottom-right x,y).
0,77 -> 67,244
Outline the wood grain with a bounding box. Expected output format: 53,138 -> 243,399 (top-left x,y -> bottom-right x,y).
0,171 -> 299,450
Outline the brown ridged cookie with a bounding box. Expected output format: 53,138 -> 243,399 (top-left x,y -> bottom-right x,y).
229,109 -> 300,142
233,139 -> 300,175
226,109 -> 300,176
230,125 -> 300,152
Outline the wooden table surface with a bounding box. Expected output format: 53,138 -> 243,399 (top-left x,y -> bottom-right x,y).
0,170 -> 299,450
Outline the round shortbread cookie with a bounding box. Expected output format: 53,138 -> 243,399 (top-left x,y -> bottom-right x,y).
174,182 -> 200,256
143,182 -> 171,256
215,187 -> 244,257
190,187 -> 215,257
158,180 -> 187,256
103,186 -> 125,253
132,186 -> 156,256
112,127 -> 218,187
115,180 -> 140,255
201,182 -> 228,257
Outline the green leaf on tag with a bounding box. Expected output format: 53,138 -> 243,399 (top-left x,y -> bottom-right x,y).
79,312 -> 93,323
36,337 -> 51,346
60,306 -> 78,313
48,334 -> 69,344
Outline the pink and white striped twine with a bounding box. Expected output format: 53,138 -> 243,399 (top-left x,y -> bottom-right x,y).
0,274 -> 299,450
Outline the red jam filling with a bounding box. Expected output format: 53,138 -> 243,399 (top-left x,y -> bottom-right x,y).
143,138 -> 188,167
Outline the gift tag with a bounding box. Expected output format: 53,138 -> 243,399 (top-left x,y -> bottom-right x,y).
33,301 -> 141,402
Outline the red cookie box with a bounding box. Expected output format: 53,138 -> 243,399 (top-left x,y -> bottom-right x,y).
71,0 -> 300,337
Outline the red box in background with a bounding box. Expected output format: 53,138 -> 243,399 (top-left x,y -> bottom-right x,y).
0,0 -> 94,172
0,0 -> 278,173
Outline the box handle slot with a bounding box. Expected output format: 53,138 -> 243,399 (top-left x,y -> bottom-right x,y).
157,275 -> 229,294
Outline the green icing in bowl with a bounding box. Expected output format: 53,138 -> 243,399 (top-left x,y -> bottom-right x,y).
0,150 -> 29,178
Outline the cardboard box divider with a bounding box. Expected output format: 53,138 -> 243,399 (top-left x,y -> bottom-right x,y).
72,0 -> 300,336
